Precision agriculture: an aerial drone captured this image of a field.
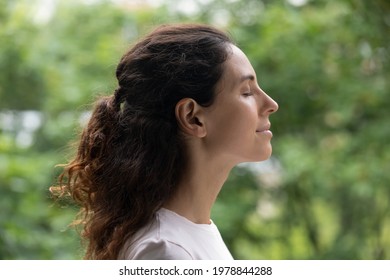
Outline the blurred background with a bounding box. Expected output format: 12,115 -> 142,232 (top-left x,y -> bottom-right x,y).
1,0 -> 389,259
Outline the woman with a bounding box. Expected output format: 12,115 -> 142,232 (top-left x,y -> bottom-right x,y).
55,23 -> 278,260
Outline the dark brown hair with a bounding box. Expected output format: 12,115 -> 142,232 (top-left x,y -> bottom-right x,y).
54,23 -> 233,259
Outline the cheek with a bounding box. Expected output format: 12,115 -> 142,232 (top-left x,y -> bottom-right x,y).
232,102 -> 258,131
215,104 -> 257,139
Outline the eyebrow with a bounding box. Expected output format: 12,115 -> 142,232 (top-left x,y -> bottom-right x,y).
239,74 -> 255,84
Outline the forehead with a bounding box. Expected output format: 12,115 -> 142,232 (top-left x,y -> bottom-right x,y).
219,45 -> 256,88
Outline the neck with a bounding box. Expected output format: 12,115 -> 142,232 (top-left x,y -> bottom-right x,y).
164,149 -> 234,224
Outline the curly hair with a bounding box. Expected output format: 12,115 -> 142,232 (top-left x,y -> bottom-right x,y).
53,23 -> 233,259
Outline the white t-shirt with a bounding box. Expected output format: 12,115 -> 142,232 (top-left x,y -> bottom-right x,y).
119,208 -> 234,260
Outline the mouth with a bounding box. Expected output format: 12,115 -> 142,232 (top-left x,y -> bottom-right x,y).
256,123 -> 271,133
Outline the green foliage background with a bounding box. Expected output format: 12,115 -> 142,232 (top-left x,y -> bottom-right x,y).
1,0 -> 389,259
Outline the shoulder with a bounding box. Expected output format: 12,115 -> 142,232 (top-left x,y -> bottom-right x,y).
129,239 -> 193,260
120,210 -> 194,260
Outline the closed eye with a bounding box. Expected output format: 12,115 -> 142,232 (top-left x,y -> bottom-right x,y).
242,92 -> 254,97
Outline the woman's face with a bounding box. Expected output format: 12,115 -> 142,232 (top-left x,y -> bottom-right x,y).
203,44 -> 278,164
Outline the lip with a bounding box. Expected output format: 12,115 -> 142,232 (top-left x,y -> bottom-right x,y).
256,123 -> 271,133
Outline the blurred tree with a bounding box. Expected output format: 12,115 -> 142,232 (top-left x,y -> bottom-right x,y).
0,1 -> 46,110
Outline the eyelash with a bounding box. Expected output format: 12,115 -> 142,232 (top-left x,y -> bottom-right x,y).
242,92 -> 254,97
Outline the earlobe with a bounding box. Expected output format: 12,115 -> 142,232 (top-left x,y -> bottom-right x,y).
175,98 -> 206,138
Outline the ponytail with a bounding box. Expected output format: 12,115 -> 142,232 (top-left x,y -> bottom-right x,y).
58,91 -> 184,259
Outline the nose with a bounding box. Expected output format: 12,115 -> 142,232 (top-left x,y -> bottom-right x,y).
259,90 -> 278,115
267,95 -> 279,114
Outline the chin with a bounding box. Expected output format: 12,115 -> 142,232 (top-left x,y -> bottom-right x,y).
256,154 -> 272,162
242,152 -> 272,163
253,147 -> 273,162
234,145 -> 273,164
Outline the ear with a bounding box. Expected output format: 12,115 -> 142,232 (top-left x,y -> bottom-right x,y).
175,98 -> 206,138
